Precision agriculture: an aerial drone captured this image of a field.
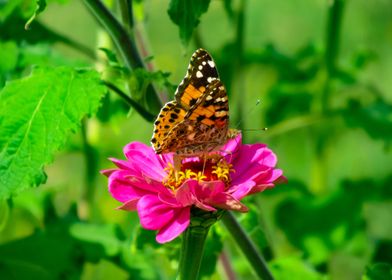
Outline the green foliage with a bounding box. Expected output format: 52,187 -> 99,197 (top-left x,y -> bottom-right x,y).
1,0 -> 392,279
0,67 -> 105,198
270,257 -> 324,280
364,263 -> 392,280
167,0 -> 211,45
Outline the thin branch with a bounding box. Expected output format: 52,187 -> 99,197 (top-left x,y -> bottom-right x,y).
103,81 -> 155,122
220,249 -> 237,280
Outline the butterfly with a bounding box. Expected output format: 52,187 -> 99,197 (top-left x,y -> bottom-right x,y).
151,48 -> 237,156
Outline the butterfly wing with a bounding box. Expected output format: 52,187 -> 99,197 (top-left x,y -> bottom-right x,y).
175,49 -> 219,111
186,79 -> 229,129
156,80 -> 230,155
151,101 -> 186,153
151,48 -> 231,155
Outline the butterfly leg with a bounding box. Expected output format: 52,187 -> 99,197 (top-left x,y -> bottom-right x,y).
173,154 -> 183,181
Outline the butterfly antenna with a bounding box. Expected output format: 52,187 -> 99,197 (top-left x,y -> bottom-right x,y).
233,99 -> 260,129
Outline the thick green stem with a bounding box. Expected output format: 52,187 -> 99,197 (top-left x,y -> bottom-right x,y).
221,212 -> 274,280
178,226 -> 210,280
118,0 -> 134,31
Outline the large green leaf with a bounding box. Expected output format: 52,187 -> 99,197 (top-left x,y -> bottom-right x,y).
167,0 -> 211,45
0,66 -> 106,198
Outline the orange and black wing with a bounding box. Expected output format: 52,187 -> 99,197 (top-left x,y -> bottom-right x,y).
175,48 -> 220,112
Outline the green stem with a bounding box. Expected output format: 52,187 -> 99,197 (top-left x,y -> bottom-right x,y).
221,212 -> 274,280
178,226 -> 210,280
322,0 -> 345,112
312,0 -> 346,194
118,0 -> 134,31
83,0 -> 143,69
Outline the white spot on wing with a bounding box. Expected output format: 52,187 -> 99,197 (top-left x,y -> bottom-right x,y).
207,77 -> 217,83
215,111 -> 227,117
196,71 -> 203,78
208,60 -> 215,67
198,65 -> 203,70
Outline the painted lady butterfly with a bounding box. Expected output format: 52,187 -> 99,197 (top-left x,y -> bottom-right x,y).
151,48 -> 237,156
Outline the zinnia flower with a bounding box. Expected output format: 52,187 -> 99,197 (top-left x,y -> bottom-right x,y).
101,134 -> 285,243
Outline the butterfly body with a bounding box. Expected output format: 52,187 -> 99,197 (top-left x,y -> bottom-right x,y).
151,49 -> 236,156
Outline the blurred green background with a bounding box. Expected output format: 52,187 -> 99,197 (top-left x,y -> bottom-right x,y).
1,0 -> 392,279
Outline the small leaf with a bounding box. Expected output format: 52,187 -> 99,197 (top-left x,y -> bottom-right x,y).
345,99 -> 392,141
270,256 -> 324,280
0,66 -> 106,199
167,0 -> 211,45
25,0 -> 47,30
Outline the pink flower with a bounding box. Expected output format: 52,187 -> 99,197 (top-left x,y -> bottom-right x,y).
101,134 -> 285,243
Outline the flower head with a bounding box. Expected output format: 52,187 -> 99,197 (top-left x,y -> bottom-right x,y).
102,134 -> 285,243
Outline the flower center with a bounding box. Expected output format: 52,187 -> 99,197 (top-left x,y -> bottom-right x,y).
163,155 -> 235,190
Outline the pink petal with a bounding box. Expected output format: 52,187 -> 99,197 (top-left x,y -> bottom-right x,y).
210,192 -> 248,212
158,192 -> 182,207
156,207 -> 190,243
230,180 -> 256,200
108,170 -> 162,203
221,133 -> 242,161
109,158 -> 134,171
117,199 -> 138,211
231,144 -> 279,186
176,181 -> 196,207
248,183 -> 275,195
177,180 -> 216,211
137,195 -> 178,230
122,142 -> 169,181
101,168 -> 116,176
252,168 -> 284,186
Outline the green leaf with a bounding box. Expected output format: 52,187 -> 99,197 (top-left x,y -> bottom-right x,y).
0,223 -> 81,279
345,99 -> 392,141
70,223 -> 125,257
0,66 -> 106,199
199,227 -> 223,278
0,41 -> 18,73
0,199 -> 9,231
363,202 -> 392,240
25,0 -> 47,30
270,256 -> 325,280
364,263 -> 392,280
167,0 -> 211,45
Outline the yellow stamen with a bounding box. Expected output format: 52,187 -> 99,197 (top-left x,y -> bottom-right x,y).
163,157 -> 235,190
212,160 -> 235,184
